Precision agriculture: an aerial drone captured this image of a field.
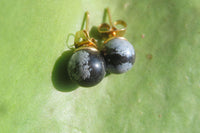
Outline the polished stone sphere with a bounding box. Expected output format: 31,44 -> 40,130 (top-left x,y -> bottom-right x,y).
68,49 -> 106,87
102,38 -> 135,74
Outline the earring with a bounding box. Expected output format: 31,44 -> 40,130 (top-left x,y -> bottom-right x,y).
98,8 -> 135,74
68,12 -> 106,87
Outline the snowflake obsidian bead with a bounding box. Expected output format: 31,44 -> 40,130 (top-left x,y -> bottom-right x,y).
98,8 -> 136,74
67,11 -> 106,87
68,48 -> 106,87
102,37 -> 135,74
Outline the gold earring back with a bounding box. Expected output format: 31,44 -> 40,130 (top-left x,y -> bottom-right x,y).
74,11 -> 97,52
98,8 -> 127,42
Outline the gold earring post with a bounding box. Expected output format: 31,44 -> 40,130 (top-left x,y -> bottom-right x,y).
81,11 -> 89,32
86,11 -> 89,32
106,8 -> 113,28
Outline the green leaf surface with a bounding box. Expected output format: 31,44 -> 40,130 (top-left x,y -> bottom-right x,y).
0,0 -> 200,132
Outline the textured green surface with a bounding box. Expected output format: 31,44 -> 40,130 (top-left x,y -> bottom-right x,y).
0,0 -> 200,132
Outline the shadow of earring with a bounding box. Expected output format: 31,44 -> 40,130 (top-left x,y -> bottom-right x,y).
51,49 -> 79,92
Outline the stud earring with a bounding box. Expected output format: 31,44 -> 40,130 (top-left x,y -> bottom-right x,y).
98,8 -> 135,74
68,12 -> 106,87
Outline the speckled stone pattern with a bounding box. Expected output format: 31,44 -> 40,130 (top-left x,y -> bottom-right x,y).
68,49 -> 106,87
102,38 -> 135,74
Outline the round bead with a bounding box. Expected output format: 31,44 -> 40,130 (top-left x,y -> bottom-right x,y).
102,38 -> 135,74
68,49 -> 106,87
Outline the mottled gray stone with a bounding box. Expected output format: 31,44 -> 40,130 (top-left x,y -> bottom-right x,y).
102,38 -> 135,74
68,49 -> 106,87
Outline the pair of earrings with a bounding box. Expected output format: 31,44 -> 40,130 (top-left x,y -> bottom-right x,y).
68,8 -> 135,87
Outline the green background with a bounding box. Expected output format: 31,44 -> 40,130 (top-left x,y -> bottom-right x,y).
0,0 -> 200,132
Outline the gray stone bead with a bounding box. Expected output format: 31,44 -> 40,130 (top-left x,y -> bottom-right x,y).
68,49 -> 106,87
102,38 -> 135,74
